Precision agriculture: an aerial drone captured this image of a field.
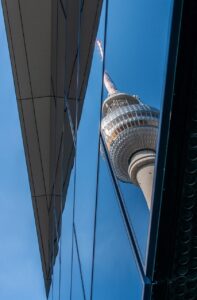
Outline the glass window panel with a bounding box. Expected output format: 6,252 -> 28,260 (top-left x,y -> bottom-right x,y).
48,285 -> 52,300
92,148 -> 144,300
52,246 -> 60,300
71,240 -> 85,300
60,168 -> 75,299
100,0 -> 174,264
73,3 -> 107,299
47,0 -> 175,298
118,181 -> 149,261
49,112 -> 75,300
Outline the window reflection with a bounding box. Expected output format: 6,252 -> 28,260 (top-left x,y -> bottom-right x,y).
71,240 -> 86,300
69,2 -> 106,299
52,246 -> 60,300
92,148 -> 143,300
48,0 -> 174,298
48,285 -> 52,300
74,49 -> 102,298
60,168 -> 75,299
102,0 -> 173,264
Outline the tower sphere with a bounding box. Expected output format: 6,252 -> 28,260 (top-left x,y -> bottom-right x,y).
101,92 -> 159,183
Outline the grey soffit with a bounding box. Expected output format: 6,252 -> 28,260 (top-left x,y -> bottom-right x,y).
2,0 -> 103,294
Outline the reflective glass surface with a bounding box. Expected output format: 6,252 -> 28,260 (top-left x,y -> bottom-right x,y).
60,168 -> 75,299
48,0 -> 174,299
73,4 -> 107,294
48,286 -> 52,300
52,246 -> 60,299
102,0 -> 173,263
71,240 -> 86,300
92,147 -> 144,300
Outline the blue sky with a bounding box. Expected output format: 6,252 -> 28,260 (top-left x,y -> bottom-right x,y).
0,0 -> 173,299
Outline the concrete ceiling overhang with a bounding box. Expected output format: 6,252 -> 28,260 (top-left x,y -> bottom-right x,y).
2,0 -> 102,293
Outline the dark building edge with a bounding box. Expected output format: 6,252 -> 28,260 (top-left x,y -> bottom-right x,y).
146,0 -> 197,298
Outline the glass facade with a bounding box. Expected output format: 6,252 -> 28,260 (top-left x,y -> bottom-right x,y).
48,0 -> 174,299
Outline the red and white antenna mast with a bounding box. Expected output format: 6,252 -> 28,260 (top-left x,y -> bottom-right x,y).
96,40 -> 118,95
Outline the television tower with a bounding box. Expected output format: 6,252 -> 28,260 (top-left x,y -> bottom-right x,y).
97,40 -> 159,209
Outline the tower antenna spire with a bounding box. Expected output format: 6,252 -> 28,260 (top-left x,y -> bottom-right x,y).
96,40 -> 118,95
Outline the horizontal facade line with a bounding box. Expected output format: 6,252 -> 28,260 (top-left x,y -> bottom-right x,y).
17,95 -> 64,101
32,194 -> 62,198
17,95 -> 83,101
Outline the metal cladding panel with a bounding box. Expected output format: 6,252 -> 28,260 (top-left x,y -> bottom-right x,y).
2,0 -> 31,99
2,0 -> 103,294
51,0 -> 68,98
18,99 -> 49,197
32,195 -> 50,284
62,0 -> 81,99
17,0 -> 52,98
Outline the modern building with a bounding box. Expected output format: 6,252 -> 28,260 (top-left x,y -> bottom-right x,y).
2,0 -> 197,299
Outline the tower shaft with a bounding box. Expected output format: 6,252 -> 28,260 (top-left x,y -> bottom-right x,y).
128,150 -> 155,209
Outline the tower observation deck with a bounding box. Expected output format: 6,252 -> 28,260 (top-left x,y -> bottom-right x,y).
97,40 -> 159,209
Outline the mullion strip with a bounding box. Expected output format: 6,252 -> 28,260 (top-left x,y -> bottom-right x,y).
74,225 -> 86,300
69,1 -> 83,299
90,1 -> 109,299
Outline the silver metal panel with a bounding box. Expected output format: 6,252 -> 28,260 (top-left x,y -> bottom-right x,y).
32,195 -> 52,289
2,0 -> 31,99
51,98 -> 65,190
18,0 -> 52,98
33,99 -> 51,194
19,99 -> 47,196
51,0 -> 67,98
